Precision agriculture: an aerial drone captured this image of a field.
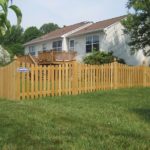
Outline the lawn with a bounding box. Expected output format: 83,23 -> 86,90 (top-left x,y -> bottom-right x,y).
0,88 -> 150,150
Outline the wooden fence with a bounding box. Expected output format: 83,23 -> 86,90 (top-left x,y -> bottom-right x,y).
0,60 -> 150,100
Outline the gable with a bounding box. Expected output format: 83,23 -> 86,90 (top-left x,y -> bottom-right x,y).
69,15 -> 126,37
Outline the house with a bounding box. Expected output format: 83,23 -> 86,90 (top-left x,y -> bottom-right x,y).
24,15 -> 149,66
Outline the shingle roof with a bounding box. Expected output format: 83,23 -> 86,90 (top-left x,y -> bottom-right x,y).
24,15 -> 126,46
24,22 -> 90,46
69,15 -> 126,37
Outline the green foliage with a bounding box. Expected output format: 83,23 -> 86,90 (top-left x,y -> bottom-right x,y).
0,25 -> 24,56
0,0 -> 22,58
122,0 -> 150,56
9,4 -> 22,25
40,23 -> 60,35
0,21 -> 60,56
23,26 -> 42,43
83,51 -> 125,65
23,23 -> 60,43
0,0 -> 22,36
0,88 -> 150,149
5,43 -> 24,56
0,25 -> 24,45
0,1 -> 59,56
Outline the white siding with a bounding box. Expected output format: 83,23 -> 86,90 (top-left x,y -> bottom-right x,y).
68,32 -> 102,62
25,41 -> 53,56
68,35 -> 86,62
71,22 -> 148,66
24,47 -> 29,55
100,22 -> 147,65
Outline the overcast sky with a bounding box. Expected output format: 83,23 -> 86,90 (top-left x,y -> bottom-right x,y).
9,0 -> 128,29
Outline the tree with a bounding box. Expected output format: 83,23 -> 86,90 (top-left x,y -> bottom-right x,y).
122,0 -> 150,56
0,0 -> 22,35
4,43 -> 24,56
83,51 -> 125,65
0,25 -> 24,45
23,26 -> 41,43
0,0 -> 22,63
0,25 -> 24,56
40,23 -> 59,35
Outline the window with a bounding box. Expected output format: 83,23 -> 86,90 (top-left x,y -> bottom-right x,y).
52,40 -> 62,51
29,46 -> 36,56
42,43 -> 47,51
69,40 -> 74,50
86,35 -> 99,53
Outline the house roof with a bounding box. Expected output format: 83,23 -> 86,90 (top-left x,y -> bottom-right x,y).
24,15 -> 126,46
69,15 -> 126,37
24,22 -> 90,46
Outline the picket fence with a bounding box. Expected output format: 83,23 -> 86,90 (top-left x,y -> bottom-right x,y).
0,60 -> 150,100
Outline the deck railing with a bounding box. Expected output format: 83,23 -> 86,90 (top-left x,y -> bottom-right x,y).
17,50 -> 77,65
38,50 -> 77,64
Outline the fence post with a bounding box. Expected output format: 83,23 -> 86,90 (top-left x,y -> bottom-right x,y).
114,59 -> 118,89
143,66 -> 147,87
14,60 -> 21,100
72,61 -> 78,95
111,62 -> 113,90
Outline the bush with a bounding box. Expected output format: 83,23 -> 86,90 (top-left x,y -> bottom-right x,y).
83,51 -> 125,65
5,43 -> 24,57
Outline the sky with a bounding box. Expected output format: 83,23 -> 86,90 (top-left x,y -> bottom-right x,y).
9,0 -> 128,29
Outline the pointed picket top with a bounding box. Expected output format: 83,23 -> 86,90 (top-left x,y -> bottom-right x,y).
13,55 -> 18,60
114,58 -> 117,62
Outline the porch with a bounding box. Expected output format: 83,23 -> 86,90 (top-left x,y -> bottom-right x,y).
17,50 -> 77,65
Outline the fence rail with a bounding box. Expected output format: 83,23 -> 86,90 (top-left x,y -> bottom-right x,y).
0,60 -> 150,100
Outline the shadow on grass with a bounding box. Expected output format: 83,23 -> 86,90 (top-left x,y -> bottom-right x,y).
131,108 -> 150,123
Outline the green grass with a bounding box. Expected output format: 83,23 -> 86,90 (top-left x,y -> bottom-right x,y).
0,88 -> 150,150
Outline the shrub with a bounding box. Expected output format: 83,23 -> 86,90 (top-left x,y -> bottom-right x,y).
5,43 -> 24,57
83,51 -> 125,65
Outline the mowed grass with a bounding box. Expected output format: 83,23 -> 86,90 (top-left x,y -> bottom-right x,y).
0,88 -> 150,150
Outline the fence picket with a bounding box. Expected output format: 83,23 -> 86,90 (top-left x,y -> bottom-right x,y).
1,60 -> 150,100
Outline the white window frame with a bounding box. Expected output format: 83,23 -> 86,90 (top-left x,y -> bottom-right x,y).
29,46 -> 36,56
69,40 -> 75,51
86,35 -> 100,53
52,40 -> 62,51
42,43 -> 48,51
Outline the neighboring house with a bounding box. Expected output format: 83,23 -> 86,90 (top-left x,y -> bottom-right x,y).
24,16 -> 149,66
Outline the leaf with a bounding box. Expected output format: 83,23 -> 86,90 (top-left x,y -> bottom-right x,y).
0,12 -> 5,20
0,0 -> 9,14
0,0 -> 6,9
9,5 -> 22,25
5,19 -> 11,32
0,25 -> 6,36
0,12 -> 11,32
